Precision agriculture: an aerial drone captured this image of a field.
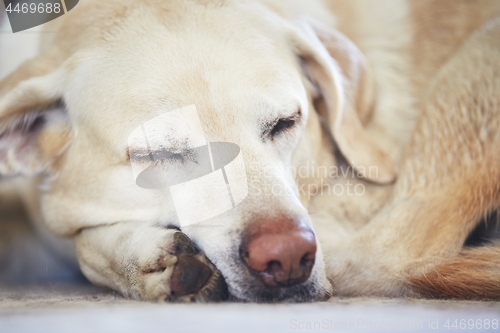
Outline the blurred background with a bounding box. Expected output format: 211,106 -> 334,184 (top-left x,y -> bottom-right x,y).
0,2 -> 84,287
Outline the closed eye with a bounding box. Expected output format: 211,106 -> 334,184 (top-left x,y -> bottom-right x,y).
270,118 -> 297,137
128,148 -> 193,164
267,111 -> 301,139
165,153 -> 184,163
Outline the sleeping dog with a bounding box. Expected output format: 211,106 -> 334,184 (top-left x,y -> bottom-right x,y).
1,0 -> 499,302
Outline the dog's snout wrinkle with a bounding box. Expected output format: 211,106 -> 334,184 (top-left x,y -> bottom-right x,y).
241,218 -> 317,288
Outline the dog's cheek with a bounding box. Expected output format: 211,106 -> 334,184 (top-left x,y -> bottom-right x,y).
292,107 -> 337,206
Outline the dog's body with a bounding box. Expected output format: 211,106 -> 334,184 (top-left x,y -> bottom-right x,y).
1,0 -> 500,301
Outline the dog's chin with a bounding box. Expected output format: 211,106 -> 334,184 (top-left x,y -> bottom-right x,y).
224,271 -> 332,303
229,284 -> 331,303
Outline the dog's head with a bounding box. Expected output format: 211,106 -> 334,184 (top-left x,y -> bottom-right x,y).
0,0 -> 394,301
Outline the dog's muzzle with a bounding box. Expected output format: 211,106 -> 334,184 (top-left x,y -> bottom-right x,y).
240,216 -> 317,288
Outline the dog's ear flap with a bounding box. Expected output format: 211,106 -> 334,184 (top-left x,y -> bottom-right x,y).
291,19 -> 396,184
0,57 -> 73,177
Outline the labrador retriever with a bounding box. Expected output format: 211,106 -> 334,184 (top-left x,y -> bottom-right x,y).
0,0 -> 499,302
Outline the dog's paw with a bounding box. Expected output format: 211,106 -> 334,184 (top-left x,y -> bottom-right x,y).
76,225 -> 227,302
132,230 -> 228,302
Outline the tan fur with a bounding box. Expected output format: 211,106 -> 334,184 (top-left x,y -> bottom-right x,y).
410,0 -> 500,100
320,3 -> 500,299
37,122 -> 73,160
409,245 -> 500,300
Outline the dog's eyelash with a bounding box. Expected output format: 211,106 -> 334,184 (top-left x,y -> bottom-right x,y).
268,112 -> 301,139
270,118 -> 297,137
129,149 -> 196,165
156,154 -> 186,165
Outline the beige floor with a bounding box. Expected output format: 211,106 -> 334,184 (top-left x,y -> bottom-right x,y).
1,283 -> 499,333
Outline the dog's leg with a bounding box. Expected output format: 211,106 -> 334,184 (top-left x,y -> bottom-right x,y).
74,222 -> 227,301
327,18 -> 500,298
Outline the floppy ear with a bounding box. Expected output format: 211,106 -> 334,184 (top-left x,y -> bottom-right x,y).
0,57 -> 73,177
291,18 -> 396,184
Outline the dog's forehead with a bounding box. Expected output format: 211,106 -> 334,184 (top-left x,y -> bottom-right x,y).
64,2 -> 305,147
